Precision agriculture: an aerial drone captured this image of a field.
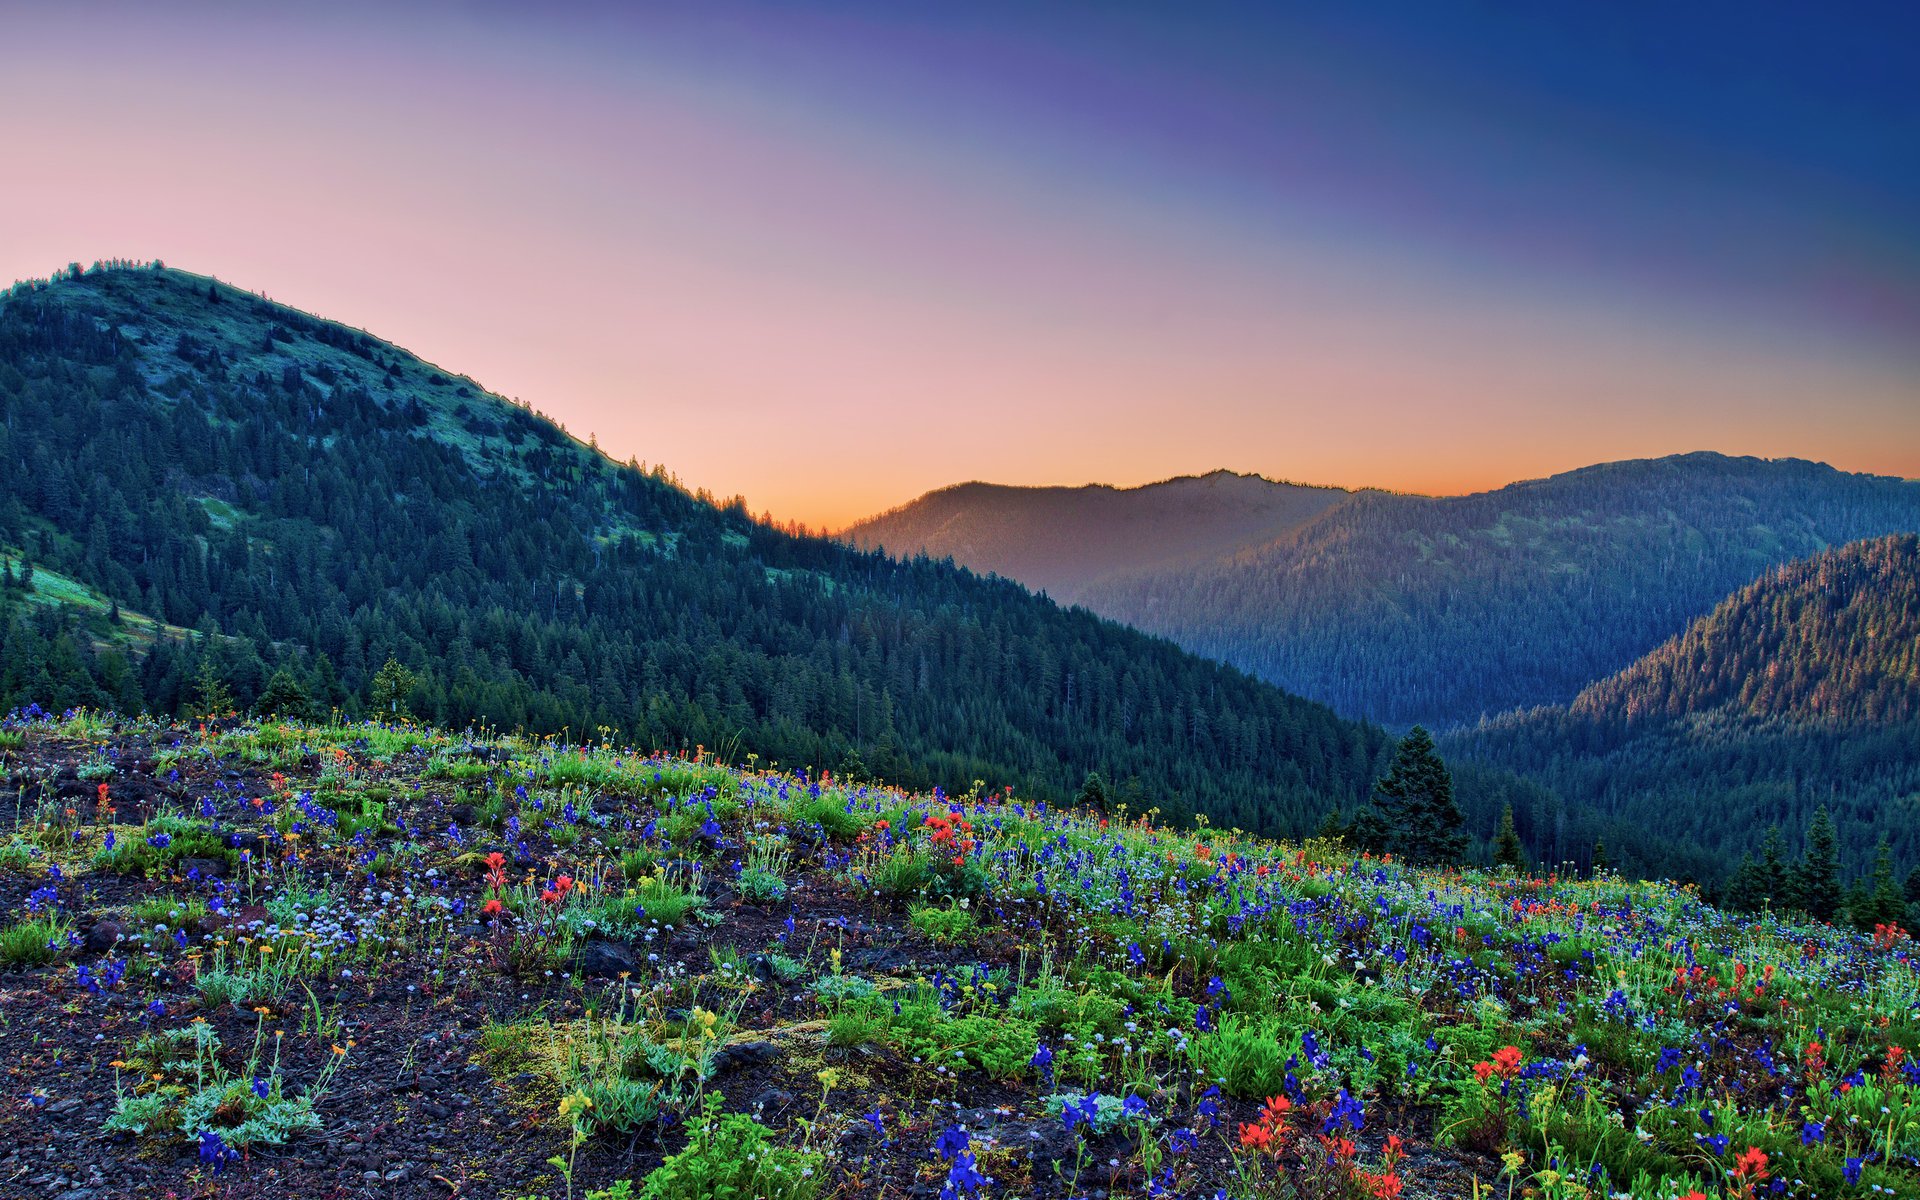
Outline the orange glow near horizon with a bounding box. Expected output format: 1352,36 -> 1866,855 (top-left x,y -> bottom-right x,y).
3,7 -> 1916,532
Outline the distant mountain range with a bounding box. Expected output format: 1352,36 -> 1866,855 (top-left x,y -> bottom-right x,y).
849,455 -> 1920,729
845,472 -> 1352,606
1443,533 -> 1920,881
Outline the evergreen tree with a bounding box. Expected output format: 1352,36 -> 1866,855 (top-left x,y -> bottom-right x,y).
1346,805 -> 1387,852
1591,839 -> 1609,874
369,657 -> 415,722
1315,806 -> 1349,842
1365,726 -> 1466,865
1492,804 -> 1528,872
256,666 -> 315,721
1074,770 -> 1110,814
1846,877 -> 1877,930
1724,852 -> 1763,911
1906,865 -> 1920,907
1757,827 -> 1793,910
190,656 -> 232,721
1795,805 -> 1843,922
1868,839 -> 1906,927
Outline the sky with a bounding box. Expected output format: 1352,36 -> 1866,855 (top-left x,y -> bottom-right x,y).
2,1 -> 1916,528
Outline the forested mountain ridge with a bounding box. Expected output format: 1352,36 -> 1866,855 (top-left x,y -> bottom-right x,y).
843,471 -> 1352,605
0,261 -> 1390,832
1566,533 -> 1920,727
1080,453 -> 1920,727
1443,534 -> 1920,885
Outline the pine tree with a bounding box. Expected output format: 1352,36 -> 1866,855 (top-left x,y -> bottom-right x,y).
1795,805 -> 1843,922
1075,770 -> 1110,814
1346,805 -> 1387,852
1868,839 -> 1906,927
1757,827 -> 1792,910
1492,804 -> 1528,872
256,666 -> 315,721
368,657 -> 415,722
191,656 -> 232,721
1366,726 -> 1466,865
1315,806 -> 1349,842
1725,852 -> 1763,911
1591,839 -> 1609,875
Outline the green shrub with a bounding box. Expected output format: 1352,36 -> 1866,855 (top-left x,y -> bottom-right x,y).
1192,1017 -> 1291,1099
792,794 -> 869,839
908,901 -> 978,945
636,1093 -> 822,1200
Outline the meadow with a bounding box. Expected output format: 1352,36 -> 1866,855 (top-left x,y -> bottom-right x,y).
0,710 -> 1913,1199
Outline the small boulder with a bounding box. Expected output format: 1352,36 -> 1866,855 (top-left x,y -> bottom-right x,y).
709,1040 -> 780,1073
84,922 -> 124,952
579,938 -> 638,978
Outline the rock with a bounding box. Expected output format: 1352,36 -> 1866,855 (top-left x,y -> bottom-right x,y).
84,921 -> 124,952
750,1088 -> 794,1114
579,938 -> 638,977
709,1040 -> 780,1073
448,804 -> 475,826
179,856 -> 227,879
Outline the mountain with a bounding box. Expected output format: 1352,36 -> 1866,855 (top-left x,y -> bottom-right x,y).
0,261 -> 1388,833
855,454 -> 1920,728
1444,534 -> 1920,883
843,472 -> 1351,605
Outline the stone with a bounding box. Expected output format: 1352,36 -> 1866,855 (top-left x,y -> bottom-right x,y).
708,1040 -> 780,1073
750,1087 -> 794,1114
84,921 -> 124,952
579,938 -> 638,977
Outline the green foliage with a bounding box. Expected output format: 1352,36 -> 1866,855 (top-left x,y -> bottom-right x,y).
1191,1016 -> 1291,1099
636,1093 -> 822,1200
907,901 -> 978,945
0,912 -> 68,966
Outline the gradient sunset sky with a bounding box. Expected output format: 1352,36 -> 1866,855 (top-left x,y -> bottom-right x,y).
4,1 -> 1916,528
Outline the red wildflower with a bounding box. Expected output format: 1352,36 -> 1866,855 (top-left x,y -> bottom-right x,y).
481,898 -> 502,918
1491,1045 -> 1523,1077
1473,1061 -> 1494,1084
1238,1122 -> 1273,1152
1733,1146 -> 1769,1180
1261,1095 -> 1292,1125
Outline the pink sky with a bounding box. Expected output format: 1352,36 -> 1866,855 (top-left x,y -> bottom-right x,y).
3,5 -> 1915,529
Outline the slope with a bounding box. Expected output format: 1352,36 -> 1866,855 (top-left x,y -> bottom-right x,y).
0,260 -> 1389,833
1444,534 -> 1920,883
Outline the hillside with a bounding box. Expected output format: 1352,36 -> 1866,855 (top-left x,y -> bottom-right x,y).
1568,532 -> 1920,727
1445,534 -> 1920,882
0,261 -> 1387,835
843,472 -> 1351,605
2,714 -> 1913,1200
1080,453 -> 1920,726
